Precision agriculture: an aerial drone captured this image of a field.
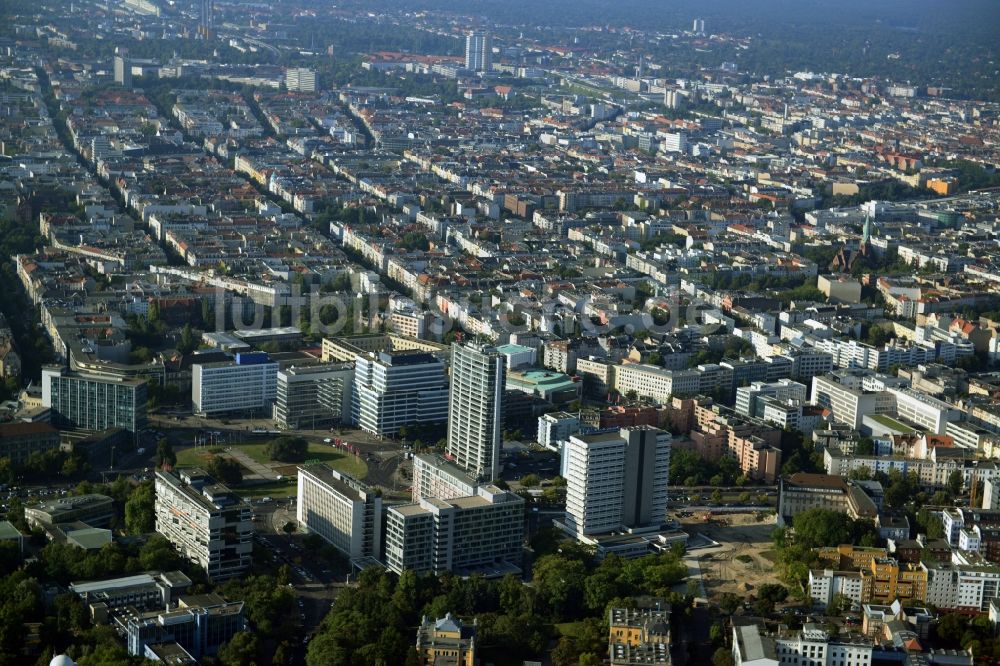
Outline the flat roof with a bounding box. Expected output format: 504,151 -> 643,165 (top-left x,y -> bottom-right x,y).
29,494 -> 114,514
70,573 -> 157,594
0,521 -> 23,540
573,431 -> 625,444
496,343 -> 535,354
299,464 -> 370,502
390,503 -> 429,517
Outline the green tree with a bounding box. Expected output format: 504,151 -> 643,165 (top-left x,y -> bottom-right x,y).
713,648 -> 734,666
532,554 -> 587,620
265,437 -> 309,462
156,439 -> 175,468
139,534 -> 182,571
519,474 -> 540,488
124,482 -> 155,534
206,456 -> 243,485
216,630 -> 258,666
947,469 -> 964,496
793,509 -> 848,548
551,636 -> 580,666
177,324 -> 198,354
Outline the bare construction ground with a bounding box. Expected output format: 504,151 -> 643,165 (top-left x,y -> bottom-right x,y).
675,511 -> 783,602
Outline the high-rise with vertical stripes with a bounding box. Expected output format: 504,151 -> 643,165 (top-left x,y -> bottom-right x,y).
464,31 -> 492,72
446,342 -> 505,482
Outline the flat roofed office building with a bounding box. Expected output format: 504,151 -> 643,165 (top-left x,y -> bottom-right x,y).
384,484 -> 523,575
192,352 -> 278,416
42,366 -> 147,434
274,363 -> 353,429
296,464 -> 382,560
353,349 -> 448,436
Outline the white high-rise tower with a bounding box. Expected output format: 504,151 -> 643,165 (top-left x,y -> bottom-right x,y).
464,31 -> 493,72
446,342 -> 505,481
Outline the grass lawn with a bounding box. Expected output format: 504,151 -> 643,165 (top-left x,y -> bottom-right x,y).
555,621 -> 585,638
759,549 -> 780,564
175,441 -> 368,482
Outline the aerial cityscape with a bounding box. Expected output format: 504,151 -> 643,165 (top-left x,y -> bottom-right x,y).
0,0 -> 999,664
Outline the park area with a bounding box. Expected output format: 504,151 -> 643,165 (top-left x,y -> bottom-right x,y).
174,439 -> 368,498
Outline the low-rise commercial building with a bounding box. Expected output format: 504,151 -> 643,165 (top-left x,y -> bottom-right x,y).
777,473 -> 878,526
25,493 -> 115,529
118,592 -> 245,659
0,422 -> 60,467
70,571 -> 192,620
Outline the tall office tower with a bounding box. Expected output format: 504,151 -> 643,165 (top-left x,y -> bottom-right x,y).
692,18 -> 705,34
464,31 -> 492,72
113,52 -> 131,90
563,426 -> 671,537
199,0 -> 214,38
446,342 -> 505,482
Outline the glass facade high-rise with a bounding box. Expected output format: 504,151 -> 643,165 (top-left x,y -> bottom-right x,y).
446,342 -> 505,482
42,366 -> 147,434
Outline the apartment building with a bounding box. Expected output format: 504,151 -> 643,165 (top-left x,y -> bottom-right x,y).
810,370 -> 895,429
735,379 -> 808,417
537,411 -> 582,450
296,464 -> 382,561
285,67 -> 317,92
861,557 -> 927,606
614,364 -> 696,403
154,469 -> 252,581
383,484 -> 523,575
608,603 -> 671,666
809,569 -> 864,608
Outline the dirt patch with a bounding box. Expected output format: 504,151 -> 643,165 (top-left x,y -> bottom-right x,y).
676,510 -> 783,602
